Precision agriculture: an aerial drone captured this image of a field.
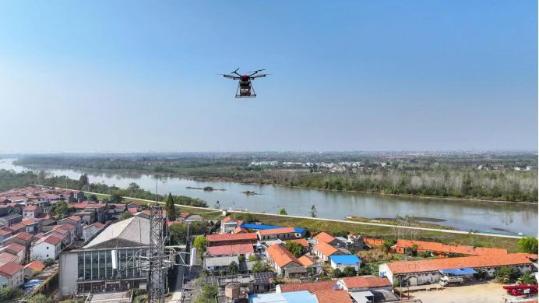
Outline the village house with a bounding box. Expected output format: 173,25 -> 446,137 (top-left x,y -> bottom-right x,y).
2,243 -> 26,264
31,235 -> 63,261
313,241 -> 341,262
59,215 -> 83,239
297,255 -> 322,274
0,252 -> 19,266
220,216 -> 243,234
22,204 -> 41,219
206,233 -> 258,247
82,222 -> 105,242
0,213 -> 22,227
206,243 -> 254,258
21,218 -> 40,234
277,281 -> 353,303
379,253 -> 536,286
265,244 -> 306,278
0,262 -> 24,288
24,260 -> 45,279
257,227 -> 303,241
330,255 -> 361,271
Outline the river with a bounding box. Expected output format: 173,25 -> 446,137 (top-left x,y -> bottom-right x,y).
0,159 -> 536,235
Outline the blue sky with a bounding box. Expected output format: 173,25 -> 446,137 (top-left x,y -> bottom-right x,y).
0,1 -> 536,152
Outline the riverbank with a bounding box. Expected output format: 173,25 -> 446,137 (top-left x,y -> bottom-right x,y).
15,162 -> 537,205
81,190 -> 522,252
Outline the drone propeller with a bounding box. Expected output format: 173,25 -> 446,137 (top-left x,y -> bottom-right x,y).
232,68 -> 241,76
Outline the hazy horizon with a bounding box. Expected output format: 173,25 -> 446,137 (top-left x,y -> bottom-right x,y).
1,1 -> 537,153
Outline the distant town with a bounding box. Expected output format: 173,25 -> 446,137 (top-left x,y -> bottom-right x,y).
0,185 -> 536,303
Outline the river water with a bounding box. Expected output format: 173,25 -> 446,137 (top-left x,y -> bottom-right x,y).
0,159 -> 536,235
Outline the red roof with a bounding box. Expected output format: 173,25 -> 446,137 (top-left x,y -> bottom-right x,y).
314,232 -> 336,244
314,241 -> 338,257
291,238 -> 309,248
385,253 -> 535,275
4,243 -> 25,254
341,276 -> 392,289
266,244 -> 300,268
0,252 -> 18,264
314,289 -> 353,303
43,235 -> 62,246
206,233 -> 257,243
21,218 -> 38,226
23,205 -> 38,211
24,260 -> 45,272
206,244 -> 254,256
279,280 -> 337,292
258,227 -> 295,236
395,239 -> 508,256
66,215 -> 81,222
14,232 -> 33,242
0,262 -> 23,277
297,255 -> 315,267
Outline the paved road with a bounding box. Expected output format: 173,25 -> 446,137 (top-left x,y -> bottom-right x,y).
82,191 -> 524,239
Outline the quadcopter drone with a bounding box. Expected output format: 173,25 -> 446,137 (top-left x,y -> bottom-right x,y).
221,68 -> 268,98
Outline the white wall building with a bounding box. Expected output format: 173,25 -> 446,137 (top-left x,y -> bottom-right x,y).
31,235 -> 62,261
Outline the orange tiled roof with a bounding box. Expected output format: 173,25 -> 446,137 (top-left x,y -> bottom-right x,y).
266,244 -> 300,268
24,260 -> 45,272
314,241 -> 338,257
297,255 -> 315,267
14,232 -> 33,241
43,235 -> 62,246
314,232 -> 336,244
386,253 -> 535,275
395,239 -> 508,256
0,262 -> 23,277
341,276 -> 391,289
206,244 -> 254,256
279,280 -> 337,292
206,233 -> 257,242
4,243 -> 25,254
258,227 -> 295,236
314,289 -> 353,303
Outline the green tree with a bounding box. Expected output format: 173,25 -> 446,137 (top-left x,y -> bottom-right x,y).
284,241 -> 304,258
342,266 -> 357,277
120,211 -> 133,220
279,208 -> 288,215
109,193 -> 123,203
228,261 -> 239,274
79,174 -> 89,189
28,294 -> 54,303
382,239 -> 396,253
518,271 -> 537,284
0,287 -> 22,302
252,260 -> 269,273
310,204 -> 317,218
165,193 -> 177,221
495,266 -> 519,283
52,201 -> 69,219
195,284 -> 218,303
193,235 -> 207,252
44,258 -> 55,267
89,194 -> 98,202
517,237 -> 538,254
332,268 -> 342,278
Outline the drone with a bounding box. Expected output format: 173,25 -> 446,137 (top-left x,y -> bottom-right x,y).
221,68 -> 268,98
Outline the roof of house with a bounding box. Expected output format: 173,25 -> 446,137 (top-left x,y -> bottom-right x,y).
21,218 -> 39,226
0,252 -> 18,265
314,241 -> 338,257
279,280 -> 337,293
266,244 -> 300,268
207,244 -> 254,256
4,243 -> 25,254
206,232 -> 257,243
23,205 -> 38,211
340,276 -> 392,289
0,262 -> 24,278
330,255 -> 361,265
297,255 -> 315,267
10,223 -> 26,231
385,253 -> 535,275
43,235 -> 63,246
314,232 -> 336,244
314,289 -> 353,303
258,227 -> 295,236
13,232 -> 33,242
24,260 -> 45,272
204,255 -> 239,267
395,239 -> 508,256
85,216 -> 150,248
66,215 -> 81,222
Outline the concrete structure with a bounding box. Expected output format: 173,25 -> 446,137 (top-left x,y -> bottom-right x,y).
59,216 -> 83,239
221,217 -> 242,234
330,255 -> 361,271
0,262 -> 24,288
31,235 -> 63,260
59,215 -> 151,296
22,204 -> 41,219
379,253 -> 536,286
203,256 -> 239,272
82,222 -> 105,242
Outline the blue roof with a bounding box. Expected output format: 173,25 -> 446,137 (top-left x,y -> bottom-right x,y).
439,268 -> 477,276
249,291 -> 317,303
330,254 -> 361,265
241,223 -> 306,234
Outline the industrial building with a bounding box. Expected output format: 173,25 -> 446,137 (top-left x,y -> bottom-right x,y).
58,215 -> 151,296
